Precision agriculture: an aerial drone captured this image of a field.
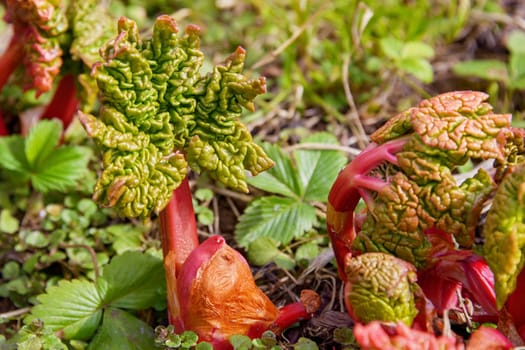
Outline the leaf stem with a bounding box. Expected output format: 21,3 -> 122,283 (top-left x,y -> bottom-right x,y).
159,176 -> 199,273
159,176 -> 199,329
326,138 -> 407,278
0,36 -> 23,92
41,74 -> 79,131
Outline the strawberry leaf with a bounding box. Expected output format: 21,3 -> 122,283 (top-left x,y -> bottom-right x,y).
25,119 -> 61,168
246,143 -> 301,198
87,308 -> 155,350
235,196 -> 317,247
97,251 -> 166,310
30,146 -> 90,193
0,135 -> 29,174
294,132 -> 348,202
26,279 -> 103,340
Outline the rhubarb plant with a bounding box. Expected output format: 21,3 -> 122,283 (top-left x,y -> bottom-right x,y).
0,0 -> 114,134
73,14 -> 319,348
325,91 -> 525,342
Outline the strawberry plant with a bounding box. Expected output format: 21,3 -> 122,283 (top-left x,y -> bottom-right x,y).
235,132 -> 347,269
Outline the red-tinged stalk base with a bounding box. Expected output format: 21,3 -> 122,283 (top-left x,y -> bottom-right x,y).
159,177 -> 199,330
269,290 -> 321,335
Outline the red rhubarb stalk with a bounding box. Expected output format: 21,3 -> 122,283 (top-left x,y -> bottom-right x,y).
0,37 -> 23,91
326,138 -> 407,278
160,176 -> 199,330
40,74 -> 80,130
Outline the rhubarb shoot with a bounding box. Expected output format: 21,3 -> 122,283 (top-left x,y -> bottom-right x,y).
483,162 -> 525,309
344,252 -> 419,325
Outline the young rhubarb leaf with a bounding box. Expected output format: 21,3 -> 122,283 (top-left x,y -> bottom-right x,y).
3,0 -> 68,95
97,251 -> 166,311
483,162 -> 525,308
80,15 -> 272,218
344,252 -> 419,325
26,279 -> 103,340
88,308 -> 155,350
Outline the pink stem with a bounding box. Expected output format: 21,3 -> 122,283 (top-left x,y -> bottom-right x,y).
0,37 -> 23,92
326,138 -> 408,279
41,74 -> 79,131
0,37 -> 24,135
159,176 -> 199,328
268,290 -> 320,335
159,177 -> 199,271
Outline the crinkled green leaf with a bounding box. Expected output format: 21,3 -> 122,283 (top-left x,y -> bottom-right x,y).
26,279 -> 103,340
67,0 -> 115,111
294,132 -> 348,202
345,252 -> 418,325
483,163 -> 525,308
82,15 -> 271,218
25,119 -> 61,168
412,91 -> 511,161
246,143 -> 301,198
31,146 -> 90,193
97,251 -> 166,310
356,166 -> 494,267
235,196 -> 317,247
453,59 -> 509,83
87,308 -> 155,350
4,0 -> 68,95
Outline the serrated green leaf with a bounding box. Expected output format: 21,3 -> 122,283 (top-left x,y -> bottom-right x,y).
401,41 -> 434,59
398,57 -> 434,83
247,237 -> 281,266
97,251 -> 166,310
294,133 -> 348,202
0,135 -> 29,174
453,59 -> 509,83
26,279 -> 103,340
247,143 -> 301,198
88,308 -> 155,350
25,119 -> 61,168
235,196 -> 317,247
106,224 -> 144,254
31,146 -> 90,193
